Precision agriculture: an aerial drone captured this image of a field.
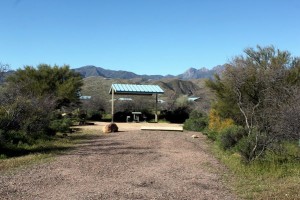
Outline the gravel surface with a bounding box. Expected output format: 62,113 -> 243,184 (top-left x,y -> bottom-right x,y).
0,127 -> 236,200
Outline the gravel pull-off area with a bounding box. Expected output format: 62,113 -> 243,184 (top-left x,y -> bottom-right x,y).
0,129 -> 236,200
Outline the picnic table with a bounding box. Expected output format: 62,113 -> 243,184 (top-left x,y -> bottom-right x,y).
132,112 -> 142,122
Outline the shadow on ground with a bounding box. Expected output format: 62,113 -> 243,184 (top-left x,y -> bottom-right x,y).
0,131 -> 104,159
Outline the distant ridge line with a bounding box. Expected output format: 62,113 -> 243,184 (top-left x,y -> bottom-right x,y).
73,65 -> 225,80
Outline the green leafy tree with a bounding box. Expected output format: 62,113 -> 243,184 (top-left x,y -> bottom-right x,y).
6,64 -> 83,108
0,64 -> 83,145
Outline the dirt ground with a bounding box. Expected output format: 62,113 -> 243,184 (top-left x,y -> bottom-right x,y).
0,123 -> 236,200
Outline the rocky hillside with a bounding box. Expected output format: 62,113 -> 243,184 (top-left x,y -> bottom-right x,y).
74,65 -> 225,80
178,65 -> 225,79
74,65 -> 168,80
80,76 -> 214,112
81,77 -> 205,98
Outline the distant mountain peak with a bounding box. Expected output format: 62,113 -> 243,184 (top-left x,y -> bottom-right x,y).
180,68 -> 199,79
178,66 -> 225,80
198,67 -> 209,72
187,67 -> 197,71
73,65 -> 225,80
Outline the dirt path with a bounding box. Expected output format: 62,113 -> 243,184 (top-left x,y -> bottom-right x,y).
0,127 -> 236,199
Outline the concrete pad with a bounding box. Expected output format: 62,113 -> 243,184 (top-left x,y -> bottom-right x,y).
141,126 -> 183,131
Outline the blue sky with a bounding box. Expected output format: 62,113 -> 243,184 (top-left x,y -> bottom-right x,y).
1,0 -> 300,75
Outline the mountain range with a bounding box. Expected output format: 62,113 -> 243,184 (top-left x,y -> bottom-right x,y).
1,65 -> 225,82
74,65 -> 225,80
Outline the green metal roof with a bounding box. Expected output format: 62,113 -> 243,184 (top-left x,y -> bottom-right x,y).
109,84 -> 164,95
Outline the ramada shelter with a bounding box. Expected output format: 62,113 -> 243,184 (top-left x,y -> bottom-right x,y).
109,84 -> 164,122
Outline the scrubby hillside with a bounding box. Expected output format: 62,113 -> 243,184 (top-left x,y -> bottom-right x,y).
80,77 -> 214,113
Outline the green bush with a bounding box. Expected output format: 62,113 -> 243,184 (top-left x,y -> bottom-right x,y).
140,109 -> 155,122
236,131 -> 267,163
204,129 -> 219,141
183,111 -> 208,132
3,130 -> 29,145
87,111 -> 102,121
207,130 -> 219,141
114,111 -> 132,122
219,125 -> 246,150
263,141 -> 300,163
189,110 -> 206,119
161,106 -> 190,123
0,130 -> 4,145
49,118 -> 72,133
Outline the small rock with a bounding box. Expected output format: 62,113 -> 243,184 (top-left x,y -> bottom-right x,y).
191,134 -> 199,138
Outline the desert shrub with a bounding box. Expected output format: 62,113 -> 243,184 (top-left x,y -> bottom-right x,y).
219,125 -> 246,150
236,130 -> 268,163
114,111 -> 132,122
161,106 -> 190,123
87,111 -> 102,121
263,141 -> 300,164
208,109 -> 234,132
3,130 -> 29,145
140,109 -> 155,122
49,118 -> 72,133
183,110 -> 208,131
203,109 -> 235,141
77,110 -> 87,124
203,129 -> 219,141
0,130 -> 4,145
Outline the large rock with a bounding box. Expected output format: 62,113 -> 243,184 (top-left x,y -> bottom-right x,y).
102,123 -> 119,133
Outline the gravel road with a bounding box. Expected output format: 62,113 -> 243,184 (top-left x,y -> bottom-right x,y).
0,128 -> 236,200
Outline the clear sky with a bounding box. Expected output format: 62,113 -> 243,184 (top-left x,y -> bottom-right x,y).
1,0 -> 300,75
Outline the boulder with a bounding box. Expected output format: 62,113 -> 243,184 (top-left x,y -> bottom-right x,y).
102,123 -> 119,133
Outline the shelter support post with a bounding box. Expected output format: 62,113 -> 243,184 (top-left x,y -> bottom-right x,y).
155,94 -> 158,122
111,89 -> 114,123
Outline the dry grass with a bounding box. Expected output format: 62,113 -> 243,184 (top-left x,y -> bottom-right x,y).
0,154 -> 53,172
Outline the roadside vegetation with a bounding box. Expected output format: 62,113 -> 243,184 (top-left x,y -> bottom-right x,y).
0,64 -> 84,161
183,45 -> 300,199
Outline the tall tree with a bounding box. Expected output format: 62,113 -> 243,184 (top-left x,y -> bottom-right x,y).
6,64 -> 83,108
1,64 -> 83,143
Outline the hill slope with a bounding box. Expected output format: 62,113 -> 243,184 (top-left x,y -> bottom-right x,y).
74,65 -> 224,80
74,65 -> 167,80
80,77 -> 214,112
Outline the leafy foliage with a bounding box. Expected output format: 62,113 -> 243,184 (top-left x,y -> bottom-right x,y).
236,131 -> 268,163
206,45 -> 300,162
161,106 -> 190,123
87,111 -> 103,121
6,64 -> 83,108
0,64 -> 83,152
113,111 -> 132,122
183,110 -> 208,132
49,118 -> 72,133
219,125 -> 246,150
208,109 -> 234,132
